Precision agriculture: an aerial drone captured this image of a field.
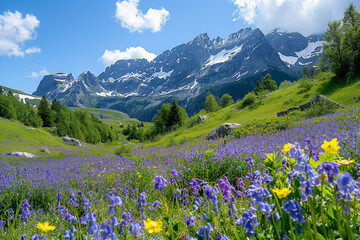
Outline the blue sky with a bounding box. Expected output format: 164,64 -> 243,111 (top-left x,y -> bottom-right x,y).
0,0 -> 358,93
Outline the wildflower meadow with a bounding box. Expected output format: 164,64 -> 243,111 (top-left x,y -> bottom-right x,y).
0,109 -> 359,239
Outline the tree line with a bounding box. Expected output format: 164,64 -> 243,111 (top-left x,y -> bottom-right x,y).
0,90 -> 118,144
322,3 -> 360,78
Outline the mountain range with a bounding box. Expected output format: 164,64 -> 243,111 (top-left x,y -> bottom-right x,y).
33,28 -> 324,121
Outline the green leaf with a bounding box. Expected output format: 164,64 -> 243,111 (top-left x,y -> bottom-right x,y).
173,222 -> 179,232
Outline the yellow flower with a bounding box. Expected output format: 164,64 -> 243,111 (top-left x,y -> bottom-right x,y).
144,219 -> 162,233
36,222 -> 55,233
321,138 -> 340,156
153,166 -> 157,169
336,158 -> 354,165
282,144 -> 292,154
138,175 -> 142,178
271,188 -> 292,199
319,172 -> 328,182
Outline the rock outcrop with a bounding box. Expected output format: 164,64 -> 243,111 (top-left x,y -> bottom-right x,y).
10,152 -> 36,158
198,115 -> 210,123
205,123 -> 240,140
277,95 -> 344,117
63,135 -> 81,146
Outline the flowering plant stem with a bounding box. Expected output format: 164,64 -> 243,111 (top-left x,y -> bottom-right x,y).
271,214 -> 281,240
332,183 -> 342,239
319,184 -> 327,240
308,196 -> 317,240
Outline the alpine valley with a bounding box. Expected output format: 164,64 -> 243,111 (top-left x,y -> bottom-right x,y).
33,28 -> 324,121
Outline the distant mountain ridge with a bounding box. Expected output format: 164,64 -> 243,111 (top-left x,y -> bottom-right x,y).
33,28 -> 324,121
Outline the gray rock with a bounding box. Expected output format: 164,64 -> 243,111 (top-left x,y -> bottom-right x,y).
40,147 -> 50,154
277,95 -> 344,117
205,123 -> 240,140
198,115 -> 210,123
63,135 -> 81,146
10,152 -> 36,158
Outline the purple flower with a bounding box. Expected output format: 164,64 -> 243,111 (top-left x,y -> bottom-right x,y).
31,235 -> 39,240
108,192 -> 123,214
152,200 -> 162,208
129,222 -> 142,237
190,179 -> 201,194
258,201 -> 274,215
56,192 -> 62,206
282,200 -> 305,223
185,237 -> 197,240
236,211 -> 259,237
197,223 -> 214,240
19,199 -> 31,225
217,234 -> 231,240
336,172 -> 357,202
317,162 -> 340,184
154,175 -> 167,191
217,177 -> 233,203
186,214 -> 196,226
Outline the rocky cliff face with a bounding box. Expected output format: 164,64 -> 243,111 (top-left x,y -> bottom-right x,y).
265,28 -> 324,75
34,27 -> 324,121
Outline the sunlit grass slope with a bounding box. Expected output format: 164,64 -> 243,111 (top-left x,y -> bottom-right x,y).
69,107 -> 144,126
0,117 -> 124,158
149,72 -> 360,146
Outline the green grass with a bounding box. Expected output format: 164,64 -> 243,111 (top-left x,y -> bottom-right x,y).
0,117 -> 132,158
69,107 -> 148,127
147,72 -> 360,147
0,117 -> 76,157
1,72 -> 359,152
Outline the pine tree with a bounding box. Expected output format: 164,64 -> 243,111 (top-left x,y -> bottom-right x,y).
302,67 -> 308,78
323,20 -> 347,77
309,66 -> 316,78
219,93 -> 234,108
51,99 -> 63,113
205,92 -> 219,112
38,95 -> 54,127
343,3 -> 360,74
168,99 -> 181,129
255,80 -> 261,93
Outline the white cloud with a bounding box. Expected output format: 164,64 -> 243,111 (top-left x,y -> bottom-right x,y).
0,11 -> 40,57
25,47 -> 41,54
232,0 -> 359,36
99,46 -> 157,66
115,0 -> 170,32
28,68 -> 49,78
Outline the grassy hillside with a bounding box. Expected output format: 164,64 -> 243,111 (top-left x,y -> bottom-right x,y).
69,107 -> 143,125
0,117 -> 130,158
148,72 -> 360,146
0,117 -> 78,157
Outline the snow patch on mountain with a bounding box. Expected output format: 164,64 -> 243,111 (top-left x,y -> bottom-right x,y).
278,52 -> 298,66
151,68 -> 173,79
205,44 -> 243,67
14,93 -> 41,103
277,40 -> 324,67
295,40 -> 324,59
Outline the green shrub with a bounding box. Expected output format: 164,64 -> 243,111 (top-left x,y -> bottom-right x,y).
240,92 -> 256,108
115,145 -> 132,156
304,99 -> 339,118
298,78 -> 313,93
279,80 -> 296,90
182,149 -> 257,185
231,117 -> 296,138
